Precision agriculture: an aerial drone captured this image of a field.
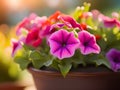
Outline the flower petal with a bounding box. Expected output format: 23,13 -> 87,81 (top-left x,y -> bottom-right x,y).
78,30 -> 100,55
49,29 -> 79,59
11,39 -> 22,57
25,29 -> 42,47
58,15 -> 82,30
106,48 -> 120,71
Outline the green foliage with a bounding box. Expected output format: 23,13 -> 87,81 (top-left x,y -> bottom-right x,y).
14,56 -> 30,70
73,2 -> 91,22
58,63 -> 72,77
30,51 -> 45,69
29,51 -> 53,69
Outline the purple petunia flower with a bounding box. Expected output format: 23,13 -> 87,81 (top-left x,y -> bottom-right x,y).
106,48 -> 120,72
48,29 -> 79,59
78,30 -> 100,55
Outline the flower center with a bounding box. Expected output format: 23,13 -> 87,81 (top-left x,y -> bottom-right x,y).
113,57 -> 120,63
83,41 -> 89,46
34,35 -> 38,40
62,42 -> 66,47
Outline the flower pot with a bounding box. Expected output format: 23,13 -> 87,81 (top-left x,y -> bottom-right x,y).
28,66 -> 120,90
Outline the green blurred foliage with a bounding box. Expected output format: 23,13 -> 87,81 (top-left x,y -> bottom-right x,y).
0,26 -> 21,82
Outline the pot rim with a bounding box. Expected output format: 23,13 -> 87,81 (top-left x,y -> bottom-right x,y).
28,66 -> 120,77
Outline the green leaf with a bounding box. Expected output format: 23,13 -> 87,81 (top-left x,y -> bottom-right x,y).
14,56 -> 30,70
29,51 -> 46,69
73,59 -> 86,66
23,44 -> 34,51
31,59 -> 45,69
50,59 -> 60,70
58,63 -> 72,77
30,51 -> 42,60
94,59 -> 110,69
44,59 -> 53,67
97,38 -> 107,51
72,6 -> 83,21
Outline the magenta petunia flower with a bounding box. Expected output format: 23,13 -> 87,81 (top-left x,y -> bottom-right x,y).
11,39 -> 22,57
58,15 -> 82,30
40,23 -> 64,38
78,30 -> 100,55
50,23 -> 64,31
48,29 -> 79,59
25,29 -> 42,47
106,48 -> 120,72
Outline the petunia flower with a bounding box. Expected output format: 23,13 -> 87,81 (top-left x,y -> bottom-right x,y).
40,23 -> 64,38
16,13 -> 47,35
58,15 -> 83,30
11,39 -> 22,57
50,23 -> 64,31
48,11 -> 62,23
39,11 -> 63,38
25,29 -> 42,47
106,48 -> 120,72
103,18 -> 117,28
98,14 -> 120,28
78,30 -> 100,55
48,29 -> 79,59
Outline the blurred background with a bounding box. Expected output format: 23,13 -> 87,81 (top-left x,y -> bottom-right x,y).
0,0 -> 120,25
0,0 -> 120,90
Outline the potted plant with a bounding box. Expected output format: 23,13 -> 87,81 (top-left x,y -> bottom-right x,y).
12,3 -> 120,90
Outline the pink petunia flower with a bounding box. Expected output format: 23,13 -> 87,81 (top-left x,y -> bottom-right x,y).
103,17 -> 117,28
11,39 -> 22,57
98,14 -> 120,28
25,29 -> 42,47
48,29 -> 79,59
78,30 -> 100,55
39,11 -> 62,38
58,15 -> 83,30
16,13 -> 47,35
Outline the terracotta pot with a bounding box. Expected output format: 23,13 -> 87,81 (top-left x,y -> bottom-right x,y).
28,66 -> 120,90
